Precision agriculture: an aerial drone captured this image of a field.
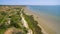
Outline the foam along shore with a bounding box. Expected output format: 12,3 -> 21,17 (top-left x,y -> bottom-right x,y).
23,7 -> 57,34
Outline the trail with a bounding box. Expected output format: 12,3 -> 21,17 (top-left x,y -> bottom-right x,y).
21,11 -> 33,34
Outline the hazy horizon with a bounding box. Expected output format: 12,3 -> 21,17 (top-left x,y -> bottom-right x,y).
0,0 -> 59,5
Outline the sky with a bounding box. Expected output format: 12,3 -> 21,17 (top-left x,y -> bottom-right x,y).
0,0 -> 59,5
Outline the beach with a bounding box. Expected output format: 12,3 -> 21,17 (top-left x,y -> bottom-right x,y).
23,7 -> 58,34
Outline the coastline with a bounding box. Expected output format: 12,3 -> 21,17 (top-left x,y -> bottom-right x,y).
1,5 -> 59,34
23,7 -> 56,34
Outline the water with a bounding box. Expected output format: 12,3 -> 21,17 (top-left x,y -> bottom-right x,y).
27,5 -> 60,17
27,5 -> 60,34
27,5 -> 60,24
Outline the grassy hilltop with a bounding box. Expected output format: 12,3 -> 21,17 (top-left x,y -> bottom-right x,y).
0,6 -> 43,34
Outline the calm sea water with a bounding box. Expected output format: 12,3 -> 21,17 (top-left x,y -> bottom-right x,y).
27,5 -> 60,17
27,5 -> 60,34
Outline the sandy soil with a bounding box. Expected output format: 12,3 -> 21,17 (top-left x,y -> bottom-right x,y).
4,28 -> 14,34
4,27 -> 22,34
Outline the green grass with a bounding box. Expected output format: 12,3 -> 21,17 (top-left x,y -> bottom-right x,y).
8,9 -> 28,34
23,12 -> 43,34
0,29 -> 6,34
0,23 -> 8,34
0,7 -> 28,34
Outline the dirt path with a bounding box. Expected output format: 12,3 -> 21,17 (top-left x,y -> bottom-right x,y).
21,11 -> 33,34
4,28 -> 14,34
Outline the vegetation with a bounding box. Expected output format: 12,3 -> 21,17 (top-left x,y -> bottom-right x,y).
0,11 -> 9,34
0,29 -> 6,34
0,6 -> 43,34
0,6 -> 28,34
22,11 -> 43,34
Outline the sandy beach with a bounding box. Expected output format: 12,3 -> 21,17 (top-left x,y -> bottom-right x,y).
23,7 -> 57,34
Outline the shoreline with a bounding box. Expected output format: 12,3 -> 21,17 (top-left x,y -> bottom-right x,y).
23,7 -> 56,34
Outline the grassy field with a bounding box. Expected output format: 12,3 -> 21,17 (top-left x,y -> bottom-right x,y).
0,6 -> 28,34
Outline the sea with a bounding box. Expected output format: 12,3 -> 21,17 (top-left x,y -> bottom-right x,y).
27,5 -> 60,34
27,5 -> 60,17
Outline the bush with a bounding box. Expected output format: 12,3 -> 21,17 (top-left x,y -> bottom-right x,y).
23,13 -> 43,34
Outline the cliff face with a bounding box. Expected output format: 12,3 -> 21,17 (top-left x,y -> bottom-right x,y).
0,5 -> 43,34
